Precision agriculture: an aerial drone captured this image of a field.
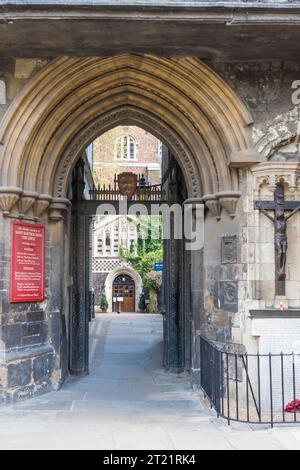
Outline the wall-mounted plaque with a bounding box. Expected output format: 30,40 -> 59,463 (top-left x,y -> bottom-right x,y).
10,221 -> 45,303
219,281 -> 238,313
221,235 -> 237,264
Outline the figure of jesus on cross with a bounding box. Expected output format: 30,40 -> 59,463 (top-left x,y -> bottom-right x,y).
256,183 -> 300,295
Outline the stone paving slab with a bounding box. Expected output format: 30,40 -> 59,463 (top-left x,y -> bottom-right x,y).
0,314 -> 300,450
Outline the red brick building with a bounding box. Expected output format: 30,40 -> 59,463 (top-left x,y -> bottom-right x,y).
92,126 -> 162,313
93,126 -> 162,187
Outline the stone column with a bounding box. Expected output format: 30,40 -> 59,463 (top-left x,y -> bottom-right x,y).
0,208 -> 12,405
48,198 -> 71,388
0,189 -> 61,404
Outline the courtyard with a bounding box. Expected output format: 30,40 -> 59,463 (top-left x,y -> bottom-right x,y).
0,314 -> 299,450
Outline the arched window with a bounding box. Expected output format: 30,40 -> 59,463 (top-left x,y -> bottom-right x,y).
115,135 -> 136,160
105,231 -> 111,247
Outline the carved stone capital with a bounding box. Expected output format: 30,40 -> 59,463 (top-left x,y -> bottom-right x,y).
216,191 -> 242,219
34,194 -> 53,219
229,148 -> 261,168
18,191 -> 38,218
49,197 -> 71,221
202,194 -> 222,221
0,187 -> 23,215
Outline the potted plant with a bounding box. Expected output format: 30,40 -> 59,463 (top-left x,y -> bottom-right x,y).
138,293 -> 147,313
100,294 -> 109,313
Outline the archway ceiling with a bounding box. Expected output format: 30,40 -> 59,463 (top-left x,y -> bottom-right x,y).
0,3 -> 299,61
0,54 -> 254,198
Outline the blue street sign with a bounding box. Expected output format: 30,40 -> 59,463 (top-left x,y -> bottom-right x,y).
154,263 -> 164,271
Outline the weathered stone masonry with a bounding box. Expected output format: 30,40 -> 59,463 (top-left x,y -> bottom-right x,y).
0,46 -> 300,402
0,206 -> 55,404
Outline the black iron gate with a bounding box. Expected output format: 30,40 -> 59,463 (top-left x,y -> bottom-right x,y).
69,167 -> 167,376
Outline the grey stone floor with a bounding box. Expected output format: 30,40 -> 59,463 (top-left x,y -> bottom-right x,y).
1,313 -> 300,450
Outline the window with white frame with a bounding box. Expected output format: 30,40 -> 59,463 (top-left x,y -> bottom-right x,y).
115,135 -> 136,160
105,230 -> 111,254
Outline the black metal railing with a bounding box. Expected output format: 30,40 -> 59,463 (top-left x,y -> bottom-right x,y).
199,335 -> 300,426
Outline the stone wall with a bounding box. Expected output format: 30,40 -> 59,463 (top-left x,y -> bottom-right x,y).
0,206 -> 67,405
212,61 -> 300,158
198,60 -> 300,353
0,58 -> 48,124
202,209 -> 240,344
92,272 -> 107,306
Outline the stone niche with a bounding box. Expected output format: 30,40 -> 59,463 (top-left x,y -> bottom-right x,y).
250,162 -> 300,308
232,161 -> 300,355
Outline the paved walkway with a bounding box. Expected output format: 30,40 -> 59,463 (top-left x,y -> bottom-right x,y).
0,314 -> 300,450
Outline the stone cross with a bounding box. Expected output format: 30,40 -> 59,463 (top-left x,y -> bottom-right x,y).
255,183 -> 300,296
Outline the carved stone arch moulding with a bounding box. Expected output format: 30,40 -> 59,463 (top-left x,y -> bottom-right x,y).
0,54 -> 258,219
104,265 -> 143,313
53,108 -> 202,199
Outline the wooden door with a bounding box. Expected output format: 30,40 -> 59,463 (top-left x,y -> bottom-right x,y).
112,275 -> 135,312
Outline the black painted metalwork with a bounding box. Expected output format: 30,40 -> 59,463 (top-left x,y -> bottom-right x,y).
199,335 -> 300,427
69,210 -> 89,375
70,156 -> 188,378
90,173 -> 166,202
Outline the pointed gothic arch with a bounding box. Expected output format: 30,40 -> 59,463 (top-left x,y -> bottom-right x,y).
0,54 -> 255,200
0,53 -> 259,396
105,266 -> 143,313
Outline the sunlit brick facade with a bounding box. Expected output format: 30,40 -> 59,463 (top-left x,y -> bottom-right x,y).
93,126 -> 162,188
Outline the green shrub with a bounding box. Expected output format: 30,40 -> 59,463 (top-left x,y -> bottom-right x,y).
138,293 -> 147,311
100,294 -> 109,311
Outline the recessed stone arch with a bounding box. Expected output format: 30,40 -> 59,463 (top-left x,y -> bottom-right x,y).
0,53 -> 261,400
53,106 -> 201,198
104,265 -> 143,313
0,54 -> 255,201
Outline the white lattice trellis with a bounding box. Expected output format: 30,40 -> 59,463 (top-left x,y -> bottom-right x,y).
92,257 -> 132,273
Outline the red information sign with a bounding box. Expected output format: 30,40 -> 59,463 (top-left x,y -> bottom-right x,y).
10,221 -> 45,303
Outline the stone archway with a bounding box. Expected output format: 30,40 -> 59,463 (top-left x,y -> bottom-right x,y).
0,54 -> 259,402
105,266 -> 143,313
0,54 -> 256,201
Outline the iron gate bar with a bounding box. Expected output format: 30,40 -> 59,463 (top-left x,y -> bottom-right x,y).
281,352 -> 285,423
241,355 -> 261,420
269,353 -> 274,428
89,177 -> 166,203
293,353 -> 297,423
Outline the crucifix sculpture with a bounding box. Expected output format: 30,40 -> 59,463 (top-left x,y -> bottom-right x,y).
255,183 -> 300,296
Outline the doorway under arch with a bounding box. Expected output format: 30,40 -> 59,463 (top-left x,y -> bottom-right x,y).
105,266 -> 143,313
112,274 -> 135,313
